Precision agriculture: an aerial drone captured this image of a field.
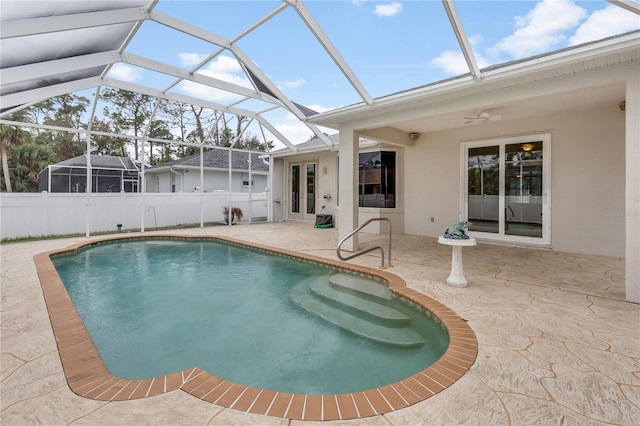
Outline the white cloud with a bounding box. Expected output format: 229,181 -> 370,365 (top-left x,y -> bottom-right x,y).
431,51 -> 469,75
374,2 -> 402,17
570,5 -> 640,46
490,0 -> 587,59
278,79 -> 306,89
108,63 -> 143,82
198,55 -> 247,79
431,50 -> 489,76
351,0 -> 366,6
177,54 -> 252,103
275,113 -> 314,145
274,104 -> 338,146
178,52 -> 209,67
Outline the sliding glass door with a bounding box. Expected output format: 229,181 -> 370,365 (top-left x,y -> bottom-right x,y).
464,135 -> 550,245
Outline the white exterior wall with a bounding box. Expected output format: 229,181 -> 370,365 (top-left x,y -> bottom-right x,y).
625,71 -> 640,302
404,103 -> 626,257
270,158 -> 286,222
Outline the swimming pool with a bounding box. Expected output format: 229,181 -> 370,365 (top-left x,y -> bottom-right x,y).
36,234 -> 477,421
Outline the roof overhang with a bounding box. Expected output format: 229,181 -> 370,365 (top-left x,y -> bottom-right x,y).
308,31 -> 640,133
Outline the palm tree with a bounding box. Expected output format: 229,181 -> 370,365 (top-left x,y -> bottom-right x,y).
11,141 -> 57,192
0,124 -> 28,192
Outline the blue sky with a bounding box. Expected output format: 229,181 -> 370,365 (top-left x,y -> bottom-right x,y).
106,0 -> 639,146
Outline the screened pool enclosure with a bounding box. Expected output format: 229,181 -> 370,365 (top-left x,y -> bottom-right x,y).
39,155 -> 140,193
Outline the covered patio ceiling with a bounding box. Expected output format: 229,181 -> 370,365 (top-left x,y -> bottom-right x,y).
1,1 -> 639,150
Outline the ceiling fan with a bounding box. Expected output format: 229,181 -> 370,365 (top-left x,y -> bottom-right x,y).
465,110 -> 503,124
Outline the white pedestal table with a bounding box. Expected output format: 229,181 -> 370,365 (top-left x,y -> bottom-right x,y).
437,236 -> 476,287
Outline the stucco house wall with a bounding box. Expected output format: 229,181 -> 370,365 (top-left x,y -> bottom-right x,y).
404,103 -> 625,257
277,149 -> 339,217
146,168 -> 268,193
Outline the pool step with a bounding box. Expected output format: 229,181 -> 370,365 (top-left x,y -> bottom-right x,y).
328,273 -> 393,301
309,278 -> 410,327
290,275 -> 425,348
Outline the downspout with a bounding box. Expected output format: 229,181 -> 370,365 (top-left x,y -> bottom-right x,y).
169,166 -> 182,192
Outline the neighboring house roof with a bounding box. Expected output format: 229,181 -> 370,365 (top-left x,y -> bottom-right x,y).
147,149 -> 269,173
271,134 -> 338,156
271,134 -> 387,157
47,155 -> 138,171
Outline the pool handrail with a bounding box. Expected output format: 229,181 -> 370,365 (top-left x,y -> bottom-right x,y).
337,218 -> 392,268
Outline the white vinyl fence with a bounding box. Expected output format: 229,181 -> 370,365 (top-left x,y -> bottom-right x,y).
0,192 -> 268,240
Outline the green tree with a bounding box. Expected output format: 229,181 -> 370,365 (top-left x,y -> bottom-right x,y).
0,124 -> 29,192
38,94 -> 90,160
147,119 -> 174,165
90,118 -> 128,157
102,89 -> 153,160
237,133 -> 273,151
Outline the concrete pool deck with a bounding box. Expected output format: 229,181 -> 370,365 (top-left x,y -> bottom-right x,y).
2,222 -> 639,425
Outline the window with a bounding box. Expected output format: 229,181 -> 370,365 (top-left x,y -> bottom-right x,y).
359,151 -> 396,208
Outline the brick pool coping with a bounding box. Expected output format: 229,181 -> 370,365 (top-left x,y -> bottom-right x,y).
34,234 -> 478,421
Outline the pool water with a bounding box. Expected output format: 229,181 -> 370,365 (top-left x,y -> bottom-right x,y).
53,238 -> 449,395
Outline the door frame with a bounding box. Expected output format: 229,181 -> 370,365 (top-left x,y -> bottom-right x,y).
461,133 -> 551,246
288,160 -> 318,222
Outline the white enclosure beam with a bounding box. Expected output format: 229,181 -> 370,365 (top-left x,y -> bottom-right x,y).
103,78 -> 258,119
103,78 -> 298,150
255,116 -> 298,151
441,0 -> 481,80
285,0 -> 374,106
231,47 -> 311,122
119,52 -> 281,105
148,9 -> 311,124
607,0 -> 640,14
1,51 -> 119,85
0,77 -> 101,111
148,10 -> 231,49
1,7 -> 148,39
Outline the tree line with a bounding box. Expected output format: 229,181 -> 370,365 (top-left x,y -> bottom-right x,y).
0,89 -> 274,192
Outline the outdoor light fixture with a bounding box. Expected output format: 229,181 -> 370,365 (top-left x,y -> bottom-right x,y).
522,143 -> 534,152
